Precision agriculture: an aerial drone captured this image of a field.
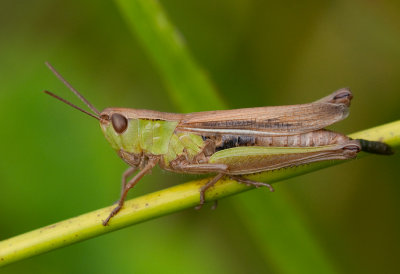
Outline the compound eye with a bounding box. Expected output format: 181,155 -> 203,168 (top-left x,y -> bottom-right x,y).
111,113 -> 128,134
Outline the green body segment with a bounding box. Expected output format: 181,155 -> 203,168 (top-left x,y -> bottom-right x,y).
101,118 -> 204,164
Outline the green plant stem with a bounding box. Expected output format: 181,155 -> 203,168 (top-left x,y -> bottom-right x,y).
0,120 -> 399,267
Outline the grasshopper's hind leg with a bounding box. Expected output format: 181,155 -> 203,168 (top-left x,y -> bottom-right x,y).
229,175 -> 275,192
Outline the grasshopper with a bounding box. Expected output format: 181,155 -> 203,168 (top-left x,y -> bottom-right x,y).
44,62 -> 392,226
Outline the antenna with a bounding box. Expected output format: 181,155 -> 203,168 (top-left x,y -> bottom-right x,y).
45,62 -> 100,115
44,90 -> 100,120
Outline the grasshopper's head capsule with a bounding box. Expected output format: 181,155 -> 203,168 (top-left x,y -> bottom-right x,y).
98,109 -> 127,149
99,110 -> 128,134
98,108 -> 140,152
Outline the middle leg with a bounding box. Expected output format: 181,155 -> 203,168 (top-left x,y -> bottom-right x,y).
171,163 -> 229,210
195,173 -> 225,210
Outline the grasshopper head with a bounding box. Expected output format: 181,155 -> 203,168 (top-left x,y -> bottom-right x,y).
98,109 -> 130,150
98,109 -> 128,135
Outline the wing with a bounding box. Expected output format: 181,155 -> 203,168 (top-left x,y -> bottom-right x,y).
177,88 -> 353,136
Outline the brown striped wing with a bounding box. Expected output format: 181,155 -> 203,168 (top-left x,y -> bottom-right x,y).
177,89 -> 352,137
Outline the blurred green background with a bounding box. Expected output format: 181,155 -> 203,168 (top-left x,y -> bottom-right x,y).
1,0 -> 399,273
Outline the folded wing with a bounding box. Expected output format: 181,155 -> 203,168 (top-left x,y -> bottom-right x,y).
177,88 -> 352,137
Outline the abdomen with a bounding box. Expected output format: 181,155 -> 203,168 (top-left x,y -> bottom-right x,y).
203,129 -> 351,151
